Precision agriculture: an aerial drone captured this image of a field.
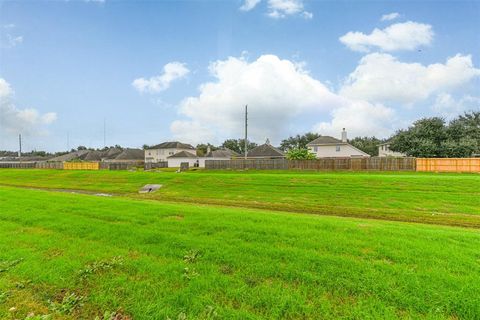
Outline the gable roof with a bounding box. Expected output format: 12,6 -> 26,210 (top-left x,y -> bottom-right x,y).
306,136 -> 344,146
167,150 -> 198,159
247,143 -> 285,158
205,148 -> 239,158
148,141 -> 195,150
48,150 -> 90,162
114,148 -> 144,160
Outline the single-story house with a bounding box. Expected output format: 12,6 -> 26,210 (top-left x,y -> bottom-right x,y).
378,142 -> 406,157
247,139 -> 285,159
167,147 -> 239,168
145,141 -> 196,163
166,150 -> 199,168
306,129 -> 369,158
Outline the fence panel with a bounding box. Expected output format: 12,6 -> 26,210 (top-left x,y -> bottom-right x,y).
206,157 -> 415,171
416,158 -> 480,172
0,162 -> 36,169
144,162 -> 168,170
35,161 -> 64,169
63,162 -> 99,170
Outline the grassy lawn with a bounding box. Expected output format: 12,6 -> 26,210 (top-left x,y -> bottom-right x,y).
1,185 -> 480,319
0,169 -> 479,227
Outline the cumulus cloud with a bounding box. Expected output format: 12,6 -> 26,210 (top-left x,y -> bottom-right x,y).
240,0 -> 312,19
312,101 -> 396,138
339,21 -> 433,52
132,62 -> 189,94
0,78 -> 57,136
170,54 -> 396,144
240,0 -> 261,11
267,0 -> 312,19
380,12 -> 400,21
340,53 -> 480,105
432,93 -> 480,120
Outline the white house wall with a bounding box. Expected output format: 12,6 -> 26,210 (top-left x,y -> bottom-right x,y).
308,145 -> 368,158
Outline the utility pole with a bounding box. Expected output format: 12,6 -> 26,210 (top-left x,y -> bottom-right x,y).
244,105 -> 248,160
67,131 -> 70,151
18,134 -> 22,160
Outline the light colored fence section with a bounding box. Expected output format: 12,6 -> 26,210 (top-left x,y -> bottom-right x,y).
35,162 -> 64,169
205,157 -> 416,171
0,162 -> 36,169
63,162 -> 99,170
416,158 -> 480,172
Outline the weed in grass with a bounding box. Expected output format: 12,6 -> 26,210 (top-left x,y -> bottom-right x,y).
0,258 -> 23,273
78,256 -> 124,280
48,291 -> 84,315
182,267 -> 199,280
202,305 -> 219,319
0,290 -> 9,303
183,249 -> 201,263
94,310 -> 131,320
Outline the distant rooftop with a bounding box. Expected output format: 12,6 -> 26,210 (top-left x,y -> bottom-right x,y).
167,150 -> 198,159
148,141 -> 195,150
306,136 -> 344,146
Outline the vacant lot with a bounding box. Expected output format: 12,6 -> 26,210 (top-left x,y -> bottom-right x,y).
0,169 -> 479,227
0,169 -> 479,319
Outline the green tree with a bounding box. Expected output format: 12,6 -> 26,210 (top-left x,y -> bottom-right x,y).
286,148 -> 316,160
280,132 -> 320,151
196,143 -> 218,156
389,112 -> 480,157
349,137 -> 383,156
221,139 -> 257,155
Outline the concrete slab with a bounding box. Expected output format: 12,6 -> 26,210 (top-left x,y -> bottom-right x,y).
139,184 -> 162,193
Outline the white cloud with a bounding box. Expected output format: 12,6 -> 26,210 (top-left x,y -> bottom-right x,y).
132,62 -> 189,94
267,0 -> 312,19
340,53 -> 480,105
240,0 -> 312,19
0,78 -> 57,136
240,0 -> 261,11
381,12 -> 400,21
432,93 -> 480,120
313,101 -> 396,138
170,54 -> 396,144
339,21 -> 433,52
1,24 -> 23,48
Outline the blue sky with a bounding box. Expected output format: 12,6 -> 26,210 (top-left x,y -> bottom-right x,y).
1,0 -> 479,152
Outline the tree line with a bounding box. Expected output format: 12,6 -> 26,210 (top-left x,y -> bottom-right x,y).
3,111 -> 477,159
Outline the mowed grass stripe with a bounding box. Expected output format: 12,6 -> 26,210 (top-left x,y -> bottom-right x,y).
0,186 -> 480,319
0,169 -> 479,227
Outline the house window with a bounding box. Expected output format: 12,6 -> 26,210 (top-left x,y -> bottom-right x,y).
314,146 -> 318,152
336,145 -> 341,152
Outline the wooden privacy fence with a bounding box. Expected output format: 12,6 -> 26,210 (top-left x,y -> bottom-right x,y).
417,158 -> 480,172
63,162 -> 99,170
205,157 -> 416,171
35,161 -> 63,169
144,162 -> 168,170
0,162 -> 36,169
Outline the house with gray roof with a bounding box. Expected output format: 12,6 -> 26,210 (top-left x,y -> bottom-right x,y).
247,139 -> 285,159
306,129 -> 369,158
145,141 -> 196,163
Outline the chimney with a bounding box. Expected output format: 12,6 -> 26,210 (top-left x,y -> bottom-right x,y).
265,138 -> 270,145
341,128 -> 347,143
207,145 -> 211,154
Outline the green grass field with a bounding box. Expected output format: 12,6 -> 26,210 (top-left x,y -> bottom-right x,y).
0,169 -> 479,319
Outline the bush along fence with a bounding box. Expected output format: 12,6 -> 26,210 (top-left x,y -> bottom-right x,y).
205,157 -> 417,171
